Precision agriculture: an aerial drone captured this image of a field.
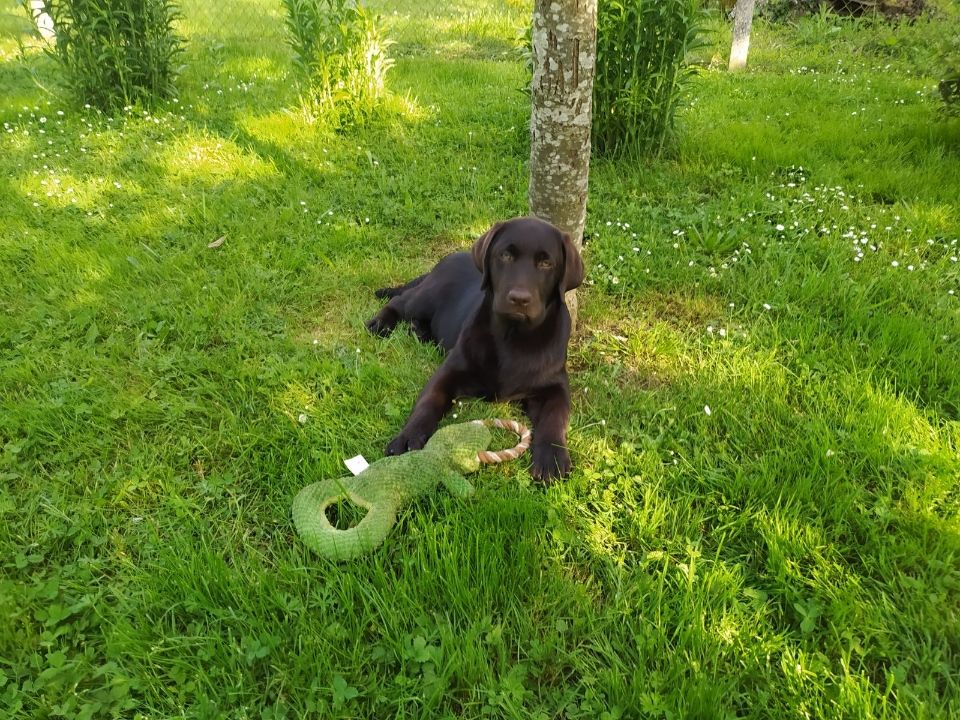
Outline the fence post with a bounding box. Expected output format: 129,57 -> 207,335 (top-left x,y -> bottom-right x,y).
29,0 -> 56,41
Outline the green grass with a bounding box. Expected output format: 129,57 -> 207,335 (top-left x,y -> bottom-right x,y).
2,1 -> 959,717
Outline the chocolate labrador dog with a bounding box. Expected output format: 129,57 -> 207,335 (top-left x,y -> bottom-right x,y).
365,216 -> 584,481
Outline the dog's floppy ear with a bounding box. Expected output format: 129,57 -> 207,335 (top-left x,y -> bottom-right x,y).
560,232 -> 585,293
471,221 -> 505,289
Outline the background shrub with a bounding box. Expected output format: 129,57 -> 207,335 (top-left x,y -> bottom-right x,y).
281,0 -> 393,122
38,0 -> 183,110
940,54 -> 959,114
761,0 -> 926,21
934,14 -> 959,114
592,0 -> 705,158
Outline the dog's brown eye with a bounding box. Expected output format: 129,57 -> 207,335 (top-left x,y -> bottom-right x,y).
538,259 -> 553,270
500,251 -> 514,262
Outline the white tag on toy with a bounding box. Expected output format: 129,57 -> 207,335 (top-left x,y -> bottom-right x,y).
344,454 -> 369,476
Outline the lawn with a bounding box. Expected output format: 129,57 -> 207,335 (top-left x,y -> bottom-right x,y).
1,0 -> 959,717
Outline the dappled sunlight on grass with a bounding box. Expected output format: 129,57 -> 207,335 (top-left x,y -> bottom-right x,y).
847,379 -> 956,456
542,354 -> 958,709
273,380 -> 318,429
369,0 -> 528,60
157,131 -> 279,182
574,290 -> 732,389
176,0 -> 287,47
9,168 -> 111,213
563,281 -> 959,580
3,1 -> 960,717
239,107 -> 346,150
0,5 -> 40,59
679,39 -> 960,204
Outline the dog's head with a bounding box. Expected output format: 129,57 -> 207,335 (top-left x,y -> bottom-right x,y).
471,216 -> 584,326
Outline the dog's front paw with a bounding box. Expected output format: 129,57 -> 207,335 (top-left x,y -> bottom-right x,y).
385,431 -> 428,456
531,444 -> 572,484
365,307 -> 400,338
365,315 -> 391,337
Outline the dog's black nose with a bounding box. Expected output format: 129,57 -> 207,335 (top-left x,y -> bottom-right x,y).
507,289 -> 532,307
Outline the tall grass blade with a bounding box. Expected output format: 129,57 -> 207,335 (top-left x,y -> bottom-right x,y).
593,0 -> 705,158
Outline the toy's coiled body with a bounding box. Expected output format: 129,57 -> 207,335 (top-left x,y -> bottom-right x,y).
292,422 -> 493,561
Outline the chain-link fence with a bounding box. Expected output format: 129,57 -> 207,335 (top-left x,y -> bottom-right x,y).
177,0 -> 286,45
4,0 -> 530,59
178,0 -> 529,59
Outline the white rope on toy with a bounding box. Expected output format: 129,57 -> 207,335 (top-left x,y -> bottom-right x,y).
472,419 -> 531,465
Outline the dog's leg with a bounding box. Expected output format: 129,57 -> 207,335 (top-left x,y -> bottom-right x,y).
386,356 -> 466,455
368,271 -> 433,337
365,297 -> 404,337
409,318 -> 435,344
374,273 -> 427,299
524,383 -> 572,482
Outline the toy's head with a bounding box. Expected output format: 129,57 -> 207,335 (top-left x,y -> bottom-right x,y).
426,421 -> 492,473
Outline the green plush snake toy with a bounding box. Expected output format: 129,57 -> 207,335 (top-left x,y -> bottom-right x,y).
292,419 -> 530,561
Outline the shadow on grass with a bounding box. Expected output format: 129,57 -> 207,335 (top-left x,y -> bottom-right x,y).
549,287 -> 960,714
2,22 -> 959,716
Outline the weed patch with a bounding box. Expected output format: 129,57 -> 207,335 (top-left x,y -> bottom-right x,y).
37,0 -> 184,110
1,1 -> 959,717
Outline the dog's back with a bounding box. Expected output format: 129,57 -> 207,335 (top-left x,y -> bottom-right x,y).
368,252 -> 483,351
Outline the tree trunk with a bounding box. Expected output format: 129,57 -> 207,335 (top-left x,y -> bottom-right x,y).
528,0 -> 597,330
728,0 -> 756,72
